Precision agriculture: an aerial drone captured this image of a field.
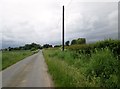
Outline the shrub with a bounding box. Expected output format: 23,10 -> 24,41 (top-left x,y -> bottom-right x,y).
30,47 -> 36,51
86,48 -> 118,87
67,39 -> 120,58
43,47 -> 119,87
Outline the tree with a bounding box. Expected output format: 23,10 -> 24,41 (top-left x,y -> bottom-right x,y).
23,43 -> 41,50
77,38 -> 86,44
54,45 -> 61,48
71,38 -> 86,45
8,47 -> 13,51
71,39 -> 77,45
43,44 -> 52,48
65,41 -> 70,46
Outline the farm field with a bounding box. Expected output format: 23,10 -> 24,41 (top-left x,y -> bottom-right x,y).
1,50 -> 33,70
43,39 -> 119,87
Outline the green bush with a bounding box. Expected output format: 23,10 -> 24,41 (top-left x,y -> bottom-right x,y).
30,47 -> 36,51
86,48 -> 118,87
92,39 -> 120,57
43,39 -> 119,87
67,39 -> 120,58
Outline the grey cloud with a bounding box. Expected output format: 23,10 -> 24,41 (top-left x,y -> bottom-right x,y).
0,1 -> 118,48
65,2 -> 118,42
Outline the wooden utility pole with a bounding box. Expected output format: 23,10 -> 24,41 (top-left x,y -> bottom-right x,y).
62,5 -> 64,51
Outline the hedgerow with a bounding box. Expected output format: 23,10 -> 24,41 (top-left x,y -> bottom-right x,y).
67,39 -> 120,58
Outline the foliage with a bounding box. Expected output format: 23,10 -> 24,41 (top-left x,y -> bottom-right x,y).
71,39 -> 77,45
2,50 -> 33,70
43,47 -> 119,87
86,48 -> 119,88
0,51 -> 2,71
4,43 -> 42,51
43,49 -> 89,87
54,45 -> 61,48
65,41 -> 70,46
67,39 -> 120,58
71,38 -> 86,45
24,43 -> 41,50
43,44 -> 52,48
77,38 -> 86,44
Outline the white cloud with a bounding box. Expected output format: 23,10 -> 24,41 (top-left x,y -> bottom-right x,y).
0,0 -> 118,48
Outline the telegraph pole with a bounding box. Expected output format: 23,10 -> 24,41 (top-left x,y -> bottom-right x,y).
62,5 -> 64,51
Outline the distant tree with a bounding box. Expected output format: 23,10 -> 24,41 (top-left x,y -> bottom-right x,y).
65,41 -> 70,46
19,46 -> 24,50
71,39 -> 77,45
13,47 -> 19,50
77,38 -> 86,44
71,38 -> 86,45
4,48 -> 8,51
23,43 -> 41,50
54,45 -> 61,48
43,44 -> 52,48
8,47 -> 13,51
24,44 -> 31,50
39,46 -> 43,49
49,44 -> 52,48
30,47 -> 36,51
5,43 -> 42,51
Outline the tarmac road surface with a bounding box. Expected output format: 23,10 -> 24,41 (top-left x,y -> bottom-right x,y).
2,50 -> 53,87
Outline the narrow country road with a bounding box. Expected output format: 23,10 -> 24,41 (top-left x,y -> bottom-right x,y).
2,50 -> 53,87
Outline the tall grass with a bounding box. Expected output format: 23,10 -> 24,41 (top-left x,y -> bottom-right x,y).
43,48 -> 119,87
0,51 -> 2,70
2,50 -> 33,70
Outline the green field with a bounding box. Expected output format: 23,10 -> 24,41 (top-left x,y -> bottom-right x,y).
2,50 -> 33,70
43,47 -> 119,87
0,51 -> 2,70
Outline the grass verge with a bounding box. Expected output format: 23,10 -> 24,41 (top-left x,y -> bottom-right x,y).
43,48 -> 119,87
2,50 -> 33,70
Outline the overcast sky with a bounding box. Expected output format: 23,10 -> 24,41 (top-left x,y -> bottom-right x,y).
0,0 -> 119,49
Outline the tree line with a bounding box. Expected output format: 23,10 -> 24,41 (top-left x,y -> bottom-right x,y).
2,38 -> 86,51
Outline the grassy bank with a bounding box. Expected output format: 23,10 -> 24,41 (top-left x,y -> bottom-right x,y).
0,51 -> 2,70
2,50 -> 34,70
43,48 -> 119,87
